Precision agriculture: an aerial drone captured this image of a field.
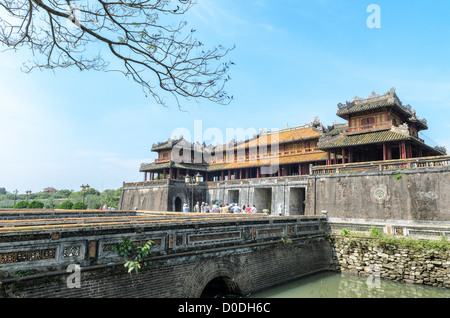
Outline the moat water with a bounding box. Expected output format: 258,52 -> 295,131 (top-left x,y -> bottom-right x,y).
250,271 -> 450,298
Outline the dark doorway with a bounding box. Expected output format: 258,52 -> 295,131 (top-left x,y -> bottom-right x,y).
174,197 -> 182,212
254,188 -> 272,213
228,190 -> 239,205
200,276 -> 242,298
289,187 -> 305,215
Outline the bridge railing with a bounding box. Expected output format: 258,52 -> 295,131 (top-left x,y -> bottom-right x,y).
0,213 -> 326,275
312,155 -> 450,175
327,218 -> 450,241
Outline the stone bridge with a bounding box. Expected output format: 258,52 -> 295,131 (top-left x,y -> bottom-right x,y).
0,210 -> 331,298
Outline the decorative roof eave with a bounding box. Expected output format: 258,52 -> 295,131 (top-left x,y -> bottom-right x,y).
407,115 -> 428,130
205,152 -> 328,171
235,126 -> 324,151
317,130 -> 413,150
336,88 -> 413,119
140,161 -> 207,172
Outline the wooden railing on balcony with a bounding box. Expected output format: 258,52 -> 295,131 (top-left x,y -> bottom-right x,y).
344,122 -> 392,135
312,155 -> 450,175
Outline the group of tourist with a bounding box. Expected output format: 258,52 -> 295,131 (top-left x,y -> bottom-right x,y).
183,202 -> 259,213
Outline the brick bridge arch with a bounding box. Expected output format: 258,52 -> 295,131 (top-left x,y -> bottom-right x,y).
181,257 -> 255,298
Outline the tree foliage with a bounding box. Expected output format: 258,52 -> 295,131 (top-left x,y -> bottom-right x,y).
53,189 -> 72,198
0,0 -> 234,108
58,200 -> 73,209
112,238 -> 153,274
72,201 -> 86,209
28,200 -> 44,209
14,200 -> 28,209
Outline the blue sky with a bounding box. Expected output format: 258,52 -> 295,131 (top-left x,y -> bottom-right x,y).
1,0 -> 449,194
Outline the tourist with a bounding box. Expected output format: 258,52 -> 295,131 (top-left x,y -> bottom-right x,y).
201,202 -> 205,213
246,205 -> 251,213
203,203 -> 210,213
194,202 -> 200,212
182,203 -> 189,212
232,203 -> 241,213
211,205 -> 219,213
220,204 -> 228,213
251,205 -> 257,213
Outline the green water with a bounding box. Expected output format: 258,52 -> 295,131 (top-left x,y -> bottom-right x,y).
250,271 -> 450,298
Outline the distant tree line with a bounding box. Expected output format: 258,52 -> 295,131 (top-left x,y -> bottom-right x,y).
0,187 -> 122,210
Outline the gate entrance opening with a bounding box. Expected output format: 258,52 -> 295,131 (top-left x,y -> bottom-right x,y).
200,276 -> 242,298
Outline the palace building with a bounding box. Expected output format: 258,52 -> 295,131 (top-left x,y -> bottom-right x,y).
120,88 -> 444,213
139,118 -> 328,183
140,88 -> 441,183
317,88 -> 440,164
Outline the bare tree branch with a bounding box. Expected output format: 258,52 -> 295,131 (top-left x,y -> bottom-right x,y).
0,0 -> 234,108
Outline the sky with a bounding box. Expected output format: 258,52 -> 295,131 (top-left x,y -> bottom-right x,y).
1,0 -> 450,194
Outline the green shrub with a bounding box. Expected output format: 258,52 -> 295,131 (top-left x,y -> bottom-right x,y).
28,200 -> 44,209
58,200 -> 73,209
370,226 -> 384,238
14,201 -> 29,209
72,202 -> 86,210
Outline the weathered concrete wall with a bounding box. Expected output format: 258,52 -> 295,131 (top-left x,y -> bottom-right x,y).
305,167 -> 450,221
120,165 -> 450,221
119,180 -> 207,211
119,182 -> 169,211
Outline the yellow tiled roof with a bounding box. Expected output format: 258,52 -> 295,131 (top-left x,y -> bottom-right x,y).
206,151 -> 327,171
318,130 -> 411,149
236,127 -> 322,150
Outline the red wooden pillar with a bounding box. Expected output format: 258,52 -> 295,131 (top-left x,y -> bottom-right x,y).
144,172 -> 147,182
228,170 -> 231,180
176,168 -> 180,180
221,170 -> 224,181
240,169 -> 243,179
400,141 -> 407,159
257,167 -> 260,179
406,143 -> 412,159
348,149 -> 353,163
278,165 -> 281,177
163,169 -> 166,179
245,168 -> 249,179
383,143 -> 387,161
298,163 -> 302,175
327,150 -> 331,165
169,168 -> 173,179
342,148 -> 346,164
